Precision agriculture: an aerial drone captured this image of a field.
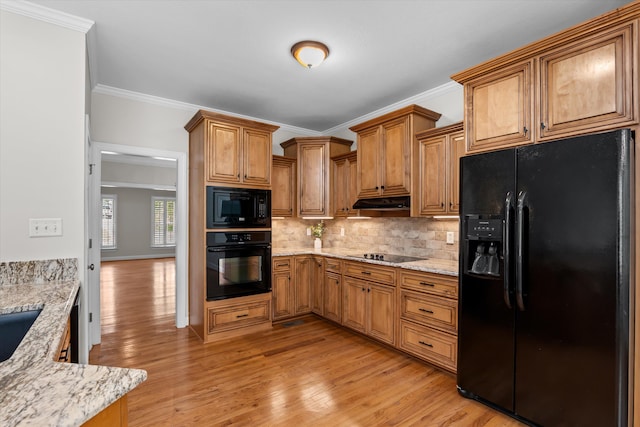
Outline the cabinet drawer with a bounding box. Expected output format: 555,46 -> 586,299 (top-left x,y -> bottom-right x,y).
208,299 -> 270,334
399,320 -> 457,373
344,261 -> 395,285
324,258 -> 342,273
400,290 -> 457,334
399,270 -> 457,299
272,256 -> 292,271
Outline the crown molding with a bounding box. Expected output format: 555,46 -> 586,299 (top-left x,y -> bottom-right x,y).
93,84 -> 322,137
0,0 -> 94,33
322,81 -> 461,135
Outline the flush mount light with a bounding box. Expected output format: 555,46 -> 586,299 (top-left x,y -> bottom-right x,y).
291,40 -> 329,69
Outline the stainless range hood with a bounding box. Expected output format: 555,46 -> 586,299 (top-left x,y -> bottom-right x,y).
352,196 -> 410,211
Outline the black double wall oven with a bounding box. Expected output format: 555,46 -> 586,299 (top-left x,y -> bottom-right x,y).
205,187 -> 272,301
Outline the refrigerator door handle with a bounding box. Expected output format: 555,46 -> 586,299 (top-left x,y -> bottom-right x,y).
503,191 -> 513,309
516,190 -> 527,311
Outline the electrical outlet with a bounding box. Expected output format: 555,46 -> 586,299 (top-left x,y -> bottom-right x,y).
446,231 -> 455,245
340,227 -> 345,236
29,218 -> 63,237
306,227 -> 311,236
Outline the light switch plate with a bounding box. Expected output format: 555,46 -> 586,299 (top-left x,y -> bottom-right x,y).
446,231 -> 455,245
29,218 -> 62,237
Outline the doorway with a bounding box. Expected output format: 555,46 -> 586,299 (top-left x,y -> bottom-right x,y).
89,142 -> 188,347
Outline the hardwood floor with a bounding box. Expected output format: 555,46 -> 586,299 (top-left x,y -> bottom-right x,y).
90,258 -> 524,426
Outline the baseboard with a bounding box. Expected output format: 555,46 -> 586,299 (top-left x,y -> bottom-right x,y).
101,254 -> 176,261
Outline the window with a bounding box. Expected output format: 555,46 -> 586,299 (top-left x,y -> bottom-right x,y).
101,195 -> 117,249
152,197 -> 176,247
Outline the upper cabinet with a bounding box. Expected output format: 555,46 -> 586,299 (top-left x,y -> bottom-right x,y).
185,110 -> 279,189
272,155 -> 296,217
332,151 -> 360,218
281,136 -> 353,217
350,105 -> 441,199
452,8 -> 639,154
415,122 -> 464,216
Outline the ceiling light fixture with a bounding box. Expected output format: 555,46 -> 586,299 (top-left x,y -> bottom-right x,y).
291,40 -> 329,69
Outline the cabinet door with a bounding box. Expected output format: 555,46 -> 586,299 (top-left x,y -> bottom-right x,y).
311,257 -> 324,315
447,131 -> 465,213
466,60 -> 534,153
347,157 -> 359,216
381,117 -> 411,196
243,128 -> 271,187
207,122 -> 241,183
367,283 -> 395,345
298,143 -> 327,216
418,136 -> 446,215
332,158 -> 349,217
324,271 -> 342,323
342,277 -> 366,332
272,270 -> 293,320
539,22 -> 635,140
272,157 -> 295,217
357,127 -> 381,198
294,257 -> 312,315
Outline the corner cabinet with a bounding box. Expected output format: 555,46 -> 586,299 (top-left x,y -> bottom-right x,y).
452,10 -> 639,153
415,122 -> 464,216
185,110 -> 279,344
272,155 -> 296,217
185,110 -> 279,189
349,105 -> 441,199
281,137 -> 353,217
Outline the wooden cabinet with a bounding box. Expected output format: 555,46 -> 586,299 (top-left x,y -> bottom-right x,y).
350,105 -> 441,199
272,156 -> 296,217
81,395 -> 128,427
184,110 -> 279,343
332,151 -> 360,217
281,137 -> 353,217
294,256 -> 313,315
342,261 -> 396,345
415,122 -> 464,216
56,316 -> 71,363
205,293 -> 272,342
272,256 -> 293,320
186,110 -> 278,188
323,259 -> 342,323
398,270 -> 458,372
452,12 -> 638,153
311,256 -> 324,315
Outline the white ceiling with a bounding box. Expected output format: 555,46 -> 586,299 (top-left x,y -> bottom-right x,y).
26,0 -> 630,132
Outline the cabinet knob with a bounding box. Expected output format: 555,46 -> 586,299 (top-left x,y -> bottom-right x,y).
540,122 -> 546,131
375,186 -> 379,190
381,185 -> 385,190
523,126 -> 528,136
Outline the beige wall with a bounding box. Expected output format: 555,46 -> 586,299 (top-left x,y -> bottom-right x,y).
0,10 -> 87,262
273,217 -> 459,261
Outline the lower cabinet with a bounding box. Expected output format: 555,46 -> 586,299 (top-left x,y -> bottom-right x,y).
205,293 -> 272,341
397,270 -> 459,373
323,258 -> 343,323
311,256 -> 324,315
81,395 -> 128,427
342,261 -> 396,345
272,255 -> 315,321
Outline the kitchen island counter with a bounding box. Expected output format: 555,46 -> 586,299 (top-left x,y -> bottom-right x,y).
0,280 -> 147,427
272,248 -> 458,277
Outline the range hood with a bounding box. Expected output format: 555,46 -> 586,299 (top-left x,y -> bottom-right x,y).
352,196 -> 410,211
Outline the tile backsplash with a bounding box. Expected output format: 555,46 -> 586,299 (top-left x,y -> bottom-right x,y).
272,217 -> 459,261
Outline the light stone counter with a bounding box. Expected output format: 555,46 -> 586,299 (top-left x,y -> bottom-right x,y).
272,248 -> 458,276
0,280 -> 147,427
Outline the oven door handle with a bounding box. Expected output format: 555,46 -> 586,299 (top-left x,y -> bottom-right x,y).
207,244 -> 271,252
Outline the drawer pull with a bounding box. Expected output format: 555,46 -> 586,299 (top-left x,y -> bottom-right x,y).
236,313 -> 249,318
419,281 -> 435,287
361,271 -> 371,275
275,263 -> 288,267
418,341 -> 433,348
419,308 -> 434,314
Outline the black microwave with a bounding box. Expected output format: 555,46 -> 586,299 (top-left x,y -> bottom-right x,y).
206,187 -> 271,229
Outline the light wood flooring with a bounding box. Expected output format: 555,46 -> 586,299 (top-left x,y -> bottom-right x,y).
89,258 -> 524,426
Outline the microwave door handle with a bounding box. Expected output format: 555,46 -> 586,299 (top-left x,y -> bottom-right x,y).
503,191 -> 513,309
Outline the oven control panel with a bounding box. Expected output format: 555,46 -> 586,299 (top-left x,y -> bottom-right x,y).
206,231 -> 271,246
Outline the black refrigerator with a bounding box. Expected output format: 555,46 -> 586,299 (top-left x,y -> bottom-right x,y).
457,129 -> 633,426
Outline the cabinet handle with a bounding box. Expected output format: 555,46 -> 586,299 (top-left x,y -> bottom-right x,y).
381,185 -> 385,190
361,271 -> 371,275
244,174 -> 247,179
419,281 -> 435,287
523,126 -> 528,136
419,308 -> 434,314
441,203 -> 444,208
237,174 -> 240,178
375,186 -> 379,190
419,341 -> 433,348
367,288 -> 370,293
236,313 -> 249,318
540,122 -> 546,131
361,287 -> 366,292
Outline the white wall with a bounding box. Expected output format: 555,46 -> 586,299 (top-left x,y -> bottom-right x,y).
0,10 -> 87,262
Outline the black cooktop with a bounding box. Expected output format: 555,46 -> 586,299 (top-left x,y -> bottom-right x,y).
362,253 -> 427,263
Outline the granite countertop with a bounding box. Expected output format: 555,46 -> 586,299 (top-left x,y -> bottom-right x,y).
0,281 -> 147,427
272,248 -> 459,277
